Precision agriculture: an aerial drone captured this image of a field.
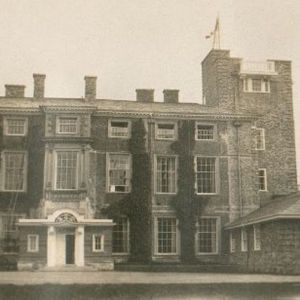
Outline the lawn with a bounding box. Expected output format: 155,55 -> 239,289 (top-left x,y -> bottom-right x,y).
1,283 -> 300,300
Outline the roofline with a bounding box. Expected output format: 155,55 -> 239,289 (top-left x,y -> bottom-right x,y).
225,214 -> 300,229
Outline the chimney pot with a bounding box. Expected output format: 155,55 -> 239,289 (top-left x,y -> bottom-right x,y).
163,89 -> 179,103
84,76 -> 97,101
5,85 -> 26,98
136,89 -> 154,103
33,74 -> 46,98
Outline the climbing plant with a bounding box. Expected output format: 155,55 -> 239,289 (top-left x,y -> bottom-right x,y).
102,118 -> 151,262
171,120 -> 198,263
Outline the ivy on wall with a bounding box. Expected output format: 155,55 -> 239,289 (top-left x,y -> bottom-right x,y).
101,118 -> 151,262
171,120 -> 198,263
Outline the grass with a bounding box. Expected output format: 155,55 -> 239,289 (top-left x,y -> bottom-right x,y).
1,283 -> 300,300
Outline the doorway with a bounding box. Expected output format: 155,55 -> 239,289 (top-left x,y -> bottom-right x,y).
65,234 -> 75,264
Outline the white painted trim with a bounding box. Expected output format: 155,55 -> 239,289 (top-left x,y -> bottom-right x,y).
27,234 -> 39,252
92,234 -> 105,252
253,224 -> 261,251
230,231 -> 236,253
241,228 -> 248,252
258,168 -> 268,191
53,149 -> 80,190
195,216 -> 220,255
108,118 -> 131,139
195,122 -> 217,141
155,121 -> 178,141
56,115 -> 79,135
154,216 -> 180,256
255,128 -> 265,150
243,78 -> 271,93
106,152 -> 132,193
194,156 -> 219,195
154,154 -> 178,195
3,117 -> 28,136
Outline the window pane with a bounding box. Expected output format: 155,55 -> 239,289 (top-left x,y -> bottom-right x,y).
110,121 -> 129,137
256,129 -> 265,150
56,151 -> 78,190
252,79 -> 262,91
157,123 -> 175,139
196,157 -> 216,193
156,156 -> 176,193
157,218 -> 177,254
258,169 -> 266,190
6,119 -> 26,135
196,125 -> 214,140
109,154 -> 130,192
4,152 -> 26,191
113,217 -> 129,253
58,118 -> 78,133
197,218 -> 217,253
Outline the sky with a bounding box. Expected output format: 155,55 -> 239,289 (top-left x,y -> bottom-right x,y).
0,0 -> 299,183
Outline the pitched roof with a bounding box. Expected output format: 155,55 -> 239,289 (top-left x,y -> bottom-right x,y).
225,192 -> 300,229
0,97 -> 258,120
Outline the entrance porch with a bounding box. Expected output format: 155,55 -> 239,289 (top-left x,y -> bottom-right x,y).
17,209 -> 114,271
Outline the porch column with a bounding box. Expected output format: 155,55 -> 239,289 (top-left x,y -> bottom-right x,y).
75,225 -> 85,267
47,226 -> 56,267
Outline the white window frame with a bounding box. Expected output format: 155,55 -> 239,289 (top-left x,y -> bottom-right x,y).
154,155 -> 178,195
243,78 -> 270,93
230,231 -> 236,253
107,153 -> 131,193
258,168 -> 267,191
253,225 -> 261,251
2,151 -> 27,192
27,234 -> 39,252
155,121 -> 177,141
255,128 -> 265,150
194,156 -> 218,195
56,116 -> 79,135
92,234 -> 104,252
54,150 -> 79,190
112,217 -> 130,255
108,119 -> 131,139
4,117 -> 28,136
195,122 -> 216,141
195,217 -> 220,255
154,216 -> 180,256
241,228 -> 248,252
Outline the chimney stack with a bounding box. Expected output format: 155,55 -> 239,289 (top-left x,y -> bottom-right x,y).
136,89 -> 154,103
33,74 -> 46,98
5,85 -> 26,98
163,89 -> 179,103
84,76 -> 97,101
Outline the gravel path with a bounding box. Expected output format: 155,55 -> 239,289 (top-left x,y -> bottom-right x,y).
1,271 -> 300,285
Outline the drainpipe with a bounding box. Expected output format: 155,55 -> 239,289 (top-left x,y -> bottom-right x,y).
233,121 -> 243,217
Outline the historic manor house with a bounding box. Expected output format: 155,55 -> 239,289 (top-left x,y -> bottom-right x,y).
0,49 -> 299,274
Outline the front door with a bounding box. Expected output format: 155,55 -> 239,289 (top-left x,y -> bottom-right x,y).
65,234 -> 75,264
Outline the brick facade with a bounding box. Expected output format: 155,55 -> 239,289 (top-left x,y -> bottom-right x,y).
0,49 -> 298,273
